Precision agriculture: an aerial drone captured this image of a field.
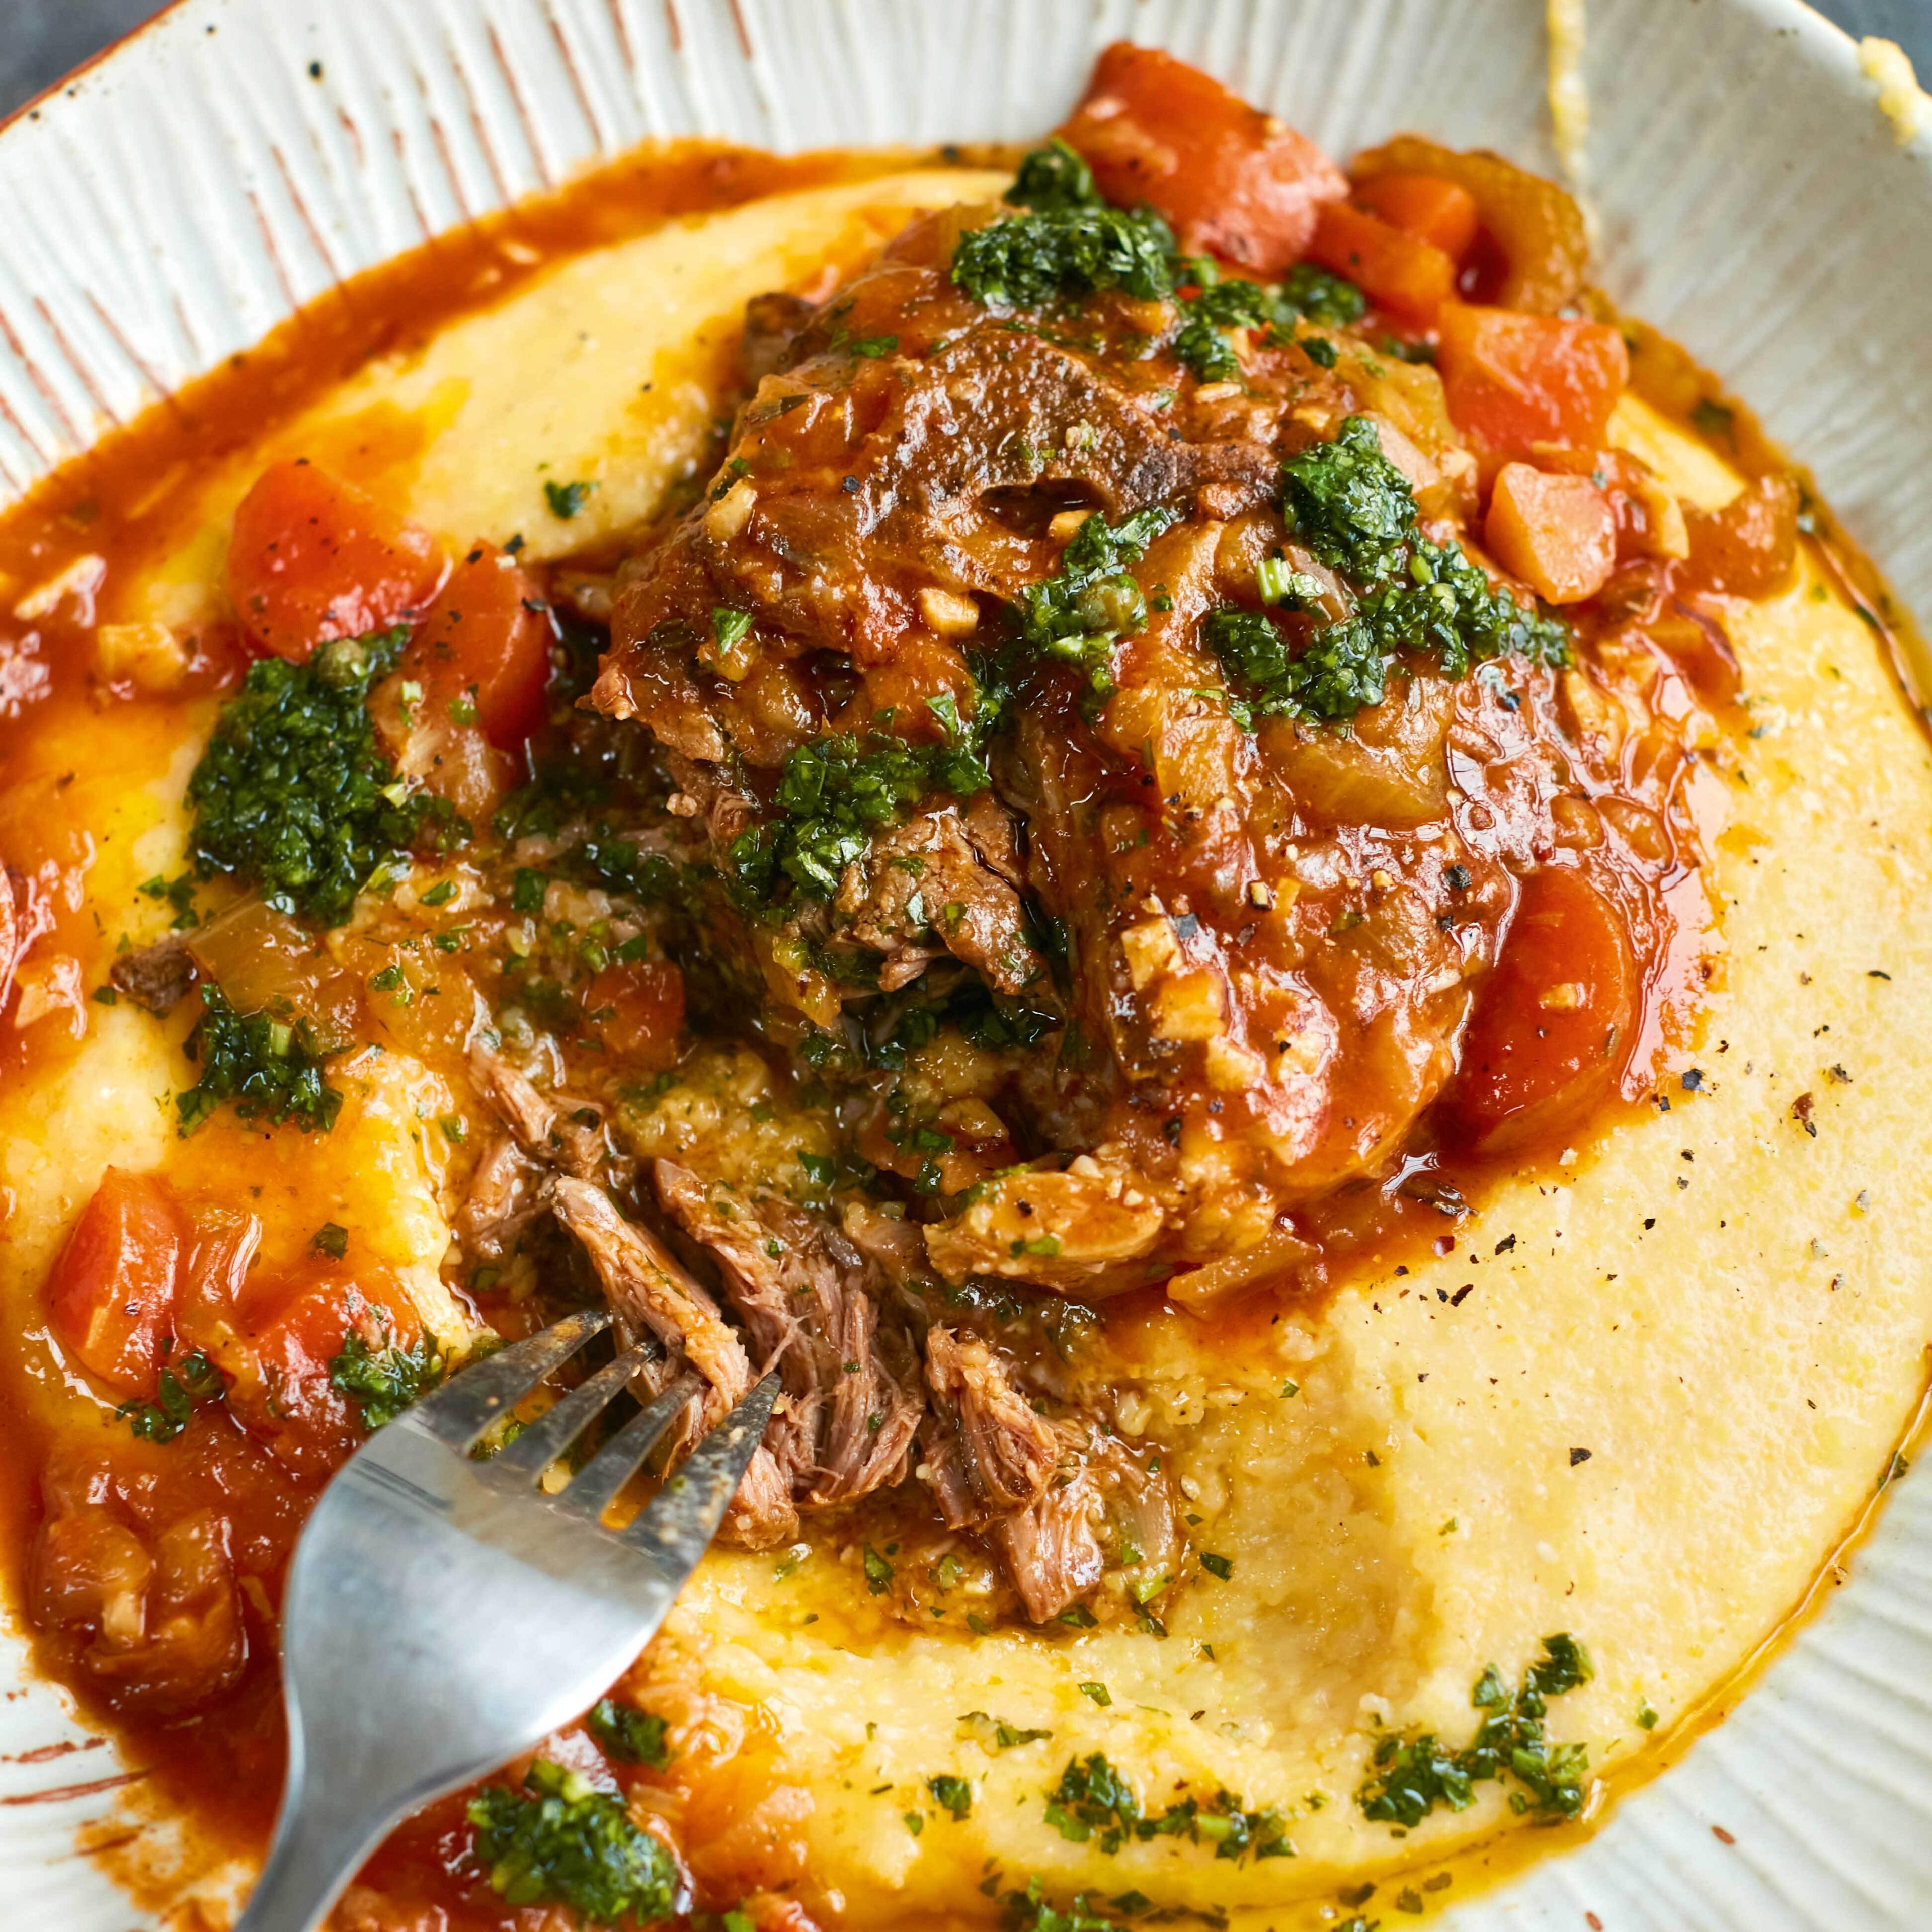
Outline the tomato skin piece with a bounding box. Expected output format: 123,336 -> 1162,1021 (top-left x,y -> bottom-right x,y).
1057,42 -> 1347,273
1485,464 -> 1618,604
47,1169 -> 188,1397
226,460 -> 446,663
1446,867 -> 1636,1148
225,1268 -> 419,1479
1306,202 -> 1456,324
1435,303 -> 1630,460
584,959 -> 686,1069
399,540 -> 553,749
1352,173 -> 1480,261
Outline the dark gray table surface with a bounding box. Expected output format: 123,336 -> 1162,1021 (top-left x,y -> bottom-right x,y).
3,0 -> 1925,122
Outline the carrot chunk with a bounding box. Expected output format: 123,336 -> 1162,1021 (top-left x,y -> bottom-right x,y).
1683,474 -> 1801,598
1436,303 -> 1629,459
1058,43 -> 1347,273
1306,202 -> 1457,324
1485,464 -> 1618,604
400,540 -> 553,749
1446,867 -> 1636,1147
1352,172 -> 1480,260
584,959 -> 686,1068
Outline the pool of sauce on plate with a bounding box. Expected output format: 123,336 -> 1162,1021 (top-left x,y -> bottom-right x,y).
0,131 -> 1912,1929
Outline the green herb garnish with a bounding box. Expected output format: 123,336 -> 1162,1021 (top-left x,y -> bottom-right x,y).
1044,1752 -> 1291,1862
329,1327 -> 445,1429
928,1773 -> 973,1819
117,1349 -> 224,1444
467,1759 -> 676,1922
1356,1634 -> 1595,1828
176,984 -> 341,1135
1205,416 -> 1570,728
186,627 -> 449,925
1016,505 -> 1178,700
544,479 -> 596,520
586,1698 -> 672,1769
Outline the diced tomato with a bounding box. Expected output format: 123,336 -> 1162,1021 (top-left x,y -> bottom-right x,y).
224,1267 -> 420,1479
584,959 -> 686,1070
1683,473 -> 1800,598
1447,867 -> 1636,1147
1435,304 -> 1629,460
1352,173 -> 1480,261
1350,136 -> 1589,314
48,1169 -> 187,1396
398,540 -> 553,749
1057,43 -> 1347,273
1485,464 -> 1618,604
226,460 -> 446,663
1306,202 -> 1456,325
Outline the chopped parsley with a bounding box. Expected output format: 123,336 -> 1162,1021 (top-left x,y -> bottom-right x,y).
186,627 -> 449,925
1278,262 -> 1370,330
863,1544 -> 895,1594
1016,505 -> 1178,700
958,1711 -> 1052,1751
1001,1879 -> 1122,1932
953,141 -> 1174,310
1044,1753 -> 1291,1862
117,1349 -> 224,1444
1006,138 -> 1100,212
176,984 -> 341,1135
1357,1634 -> 1595,1828
329,1327 -> 446,1430
727,685 -> 997,907
586,1698 -> 672,1770
467,1759 -> 677,1922
1205,416 -> 1570,727
1169,258 -> 1365,382
544,478 -> 596,520
310,1222 -> 349,1259
733,735 -> 947,901
928,1773 -> 973,1819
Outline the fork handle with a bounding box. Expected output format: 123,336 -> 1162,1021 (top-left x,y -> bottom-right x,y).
235,1775 -> 392,1932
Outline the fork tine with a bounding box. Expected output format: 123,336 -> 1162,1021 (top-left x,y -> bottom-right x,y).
551,1372 -> 705,1522
408,1308 -> 612,1451
620,1373 -> 779,1573
479,1340 -> 662,1487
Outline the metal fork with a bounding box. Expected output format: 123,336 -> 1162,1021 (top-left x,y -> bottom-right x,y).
235,1308 -> 776,1932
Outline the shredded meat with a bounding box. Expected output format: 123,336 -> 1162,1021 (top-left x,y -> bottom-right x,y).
109,933 -> 197,1013
920,1327 -> 1054,1525
654,1161 -> 923,1507
991,1424 -> 1106,1624
550,1177 -> 795,1548
833,793 -> 1043,996
470,1045 -> 612,1182
455,1135 -> 550,1261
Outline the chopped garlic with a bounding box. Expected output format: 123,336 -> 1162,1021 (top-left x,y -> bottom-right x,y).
918,586 -> 980,636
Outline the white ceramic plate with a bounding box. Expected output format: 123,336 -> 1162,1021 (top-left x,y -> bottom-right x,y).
2,3 -> 1930,1927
